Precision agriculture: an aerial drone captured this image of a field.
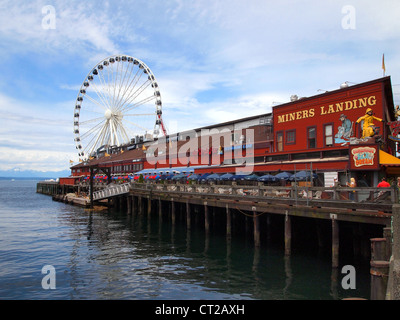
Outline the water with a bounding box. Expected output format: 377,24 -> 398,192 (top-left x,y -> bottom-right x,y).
0,180 -> 371,300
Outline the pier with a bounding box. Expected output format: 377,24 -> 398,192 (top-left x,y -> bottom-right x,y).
37,178 -> 399,299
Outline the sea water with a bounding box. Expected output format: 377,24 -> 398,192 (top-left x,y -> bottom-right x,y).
0,180 -> 370,300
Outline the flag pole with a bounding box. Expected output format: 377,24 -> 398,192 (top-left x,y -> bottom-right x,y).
382,53 -> 386,77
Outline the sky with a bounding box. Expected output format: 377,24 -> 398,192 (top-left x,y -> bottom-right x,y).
0,0 -> 399,172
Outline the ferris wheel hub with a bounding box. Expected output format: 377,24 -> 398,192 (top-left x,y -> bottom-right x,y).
105,109 -> 112,120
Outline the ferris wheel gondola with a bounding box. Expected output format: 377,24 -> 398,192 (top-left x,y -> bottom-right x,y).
73,55 -> 167,160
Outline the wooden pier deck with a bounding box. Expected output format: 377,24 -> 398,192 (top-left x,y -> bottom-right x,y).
37,180 -> 398,299
130,183 -> 394,224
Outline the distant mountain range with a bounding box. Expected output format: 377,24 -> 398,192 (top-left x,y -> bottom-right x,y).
0,169 -> 71,179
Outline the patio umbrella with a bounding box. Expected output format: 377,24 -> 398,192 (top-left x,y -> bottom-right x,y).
172,173 -> 187,181
206,173 -> 221,181
198,173 -> 211,182
187,174 -> 200,180
257,174 -> 278,182
274,172 -> 292,180
230,174 -> 247,181
244,173 -> 260,181
219,173 -> 234,181
289,170 -> 317,181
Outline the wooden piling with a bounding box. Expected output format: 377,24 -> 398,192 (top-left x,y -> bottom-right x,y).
266,214 -> 271,241
127,196 -> 132,214
284,211 -> 291,256
171,199 -> 176,225
138,196 -> 142,215
132,196 -> 137,214
383,227 -> 392,261
370,260 -> 390,300
119,196 -> 123,210
204,202 -> 210,234
370,237 -> 390,300
147,197 -> 152,216
226,205 -> 231,240
158,198 -> 162,222
371,238 -> 387,261
253,209 -> 260,247
186,200 -> 191,230
331,214 -> 339,268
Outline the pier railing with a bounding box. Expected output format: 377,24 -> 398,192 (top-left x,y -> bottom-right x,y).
130,182 -> 398,208
93,183 -> 130,200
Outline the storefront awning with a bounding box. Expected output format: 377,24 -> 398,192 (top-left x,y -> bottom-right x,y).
379,150 -> 400,166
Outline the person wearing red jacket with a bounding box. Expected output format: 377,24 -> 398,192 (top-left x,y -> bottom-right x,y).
377,178 -> 390,188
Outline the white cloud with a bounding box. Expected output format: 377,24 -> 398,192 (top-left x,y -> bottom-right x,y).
0,92 -> 76,170
0,1 -> 120,57
0,0 -> 399,173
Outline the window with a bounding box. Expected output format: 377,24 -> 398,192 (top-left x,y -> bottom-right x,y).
307,127 -> 316,149
276,131 -> 283,152
285,129 -> 296,145
324,124 -> 333,147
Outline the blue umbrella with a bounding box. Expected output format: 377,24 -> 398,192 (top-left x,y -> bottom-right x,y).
206,173 -> 221,181
219,173 -> 234,181
187,174 -> 200,180
172,173 -> 188,181
230,174 -> 247,181
244,173 -> 260,181
198,173 -> 211,182
258,174 -> 278,182
274,172 -> 292,180
289,170 -> 317,181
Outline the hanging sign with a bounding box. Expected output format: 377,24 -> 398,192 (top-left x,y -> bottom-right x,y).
349,145 -> 379,170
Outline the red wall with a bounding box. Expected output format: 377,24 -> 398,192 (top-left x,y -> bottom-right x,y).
273,82 -> 385,153
59,177 -> 78,185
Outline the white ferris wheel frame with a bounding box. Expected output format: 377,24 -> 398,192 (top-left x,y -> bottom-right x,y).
73,54 -> 166,161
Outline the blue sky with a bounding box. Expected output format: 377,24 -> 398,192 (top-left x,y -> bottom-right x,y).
0,0 -> 399,172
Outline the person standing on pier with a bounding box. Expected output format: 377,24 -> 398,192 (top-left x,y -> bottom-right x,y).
376,177 -> 391,200
347,177 -> 357,201
377,177 -> 390,188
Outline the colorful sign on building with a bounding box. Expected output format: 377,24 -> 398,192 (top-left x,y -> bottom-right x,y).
349,145 -> 379,170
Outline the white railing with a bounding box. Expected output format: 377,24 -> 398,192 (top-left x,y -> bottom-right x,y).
93,183 -> 130,200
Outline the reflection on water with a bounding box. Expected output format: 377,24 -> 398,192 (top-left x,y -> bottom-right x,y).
0,180 -> 370,300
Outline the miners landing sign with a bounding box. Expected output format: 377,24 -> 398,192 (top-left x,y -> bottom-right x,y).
276,95 -> 377,124
349,145 -> 379,170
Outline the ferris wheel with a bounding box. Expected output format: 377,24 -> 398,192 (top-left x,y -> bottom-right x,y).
73,55 -> 167,160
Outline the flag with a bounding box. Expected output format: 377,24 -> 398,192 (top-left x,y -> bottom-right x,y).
69,160 -> 74,164
382,54 -> 386,76
105,152 -> 110,157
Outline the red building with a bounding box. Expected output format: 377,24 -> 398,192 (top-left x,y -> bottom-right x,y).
66,76 -> 400,188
